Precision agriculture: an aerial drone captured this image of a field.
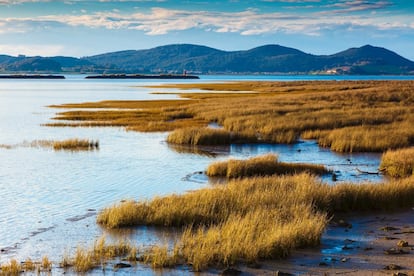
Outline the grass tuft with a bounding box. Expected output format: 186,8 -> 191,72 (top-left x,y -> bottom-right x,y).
97,173 -> 414,271
52,139 -> 99,151
380,147 -> 414,177
206,154 -> 328,178
0,259 -> 21,275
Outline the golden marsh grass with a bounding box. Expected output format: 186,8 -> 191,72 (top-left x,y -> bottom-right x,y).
0,259 -> 21,275
206,154 -> 328,178
97,173 -> 414,270
52,139 -> 99,151
66,236 -> 136,273
47,81 -> 414,152
380,147 -> 414,177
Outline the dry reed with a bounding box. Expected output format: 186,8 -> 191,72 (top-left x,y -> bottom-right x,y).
380,147 -> 414,177
53,139 -> 99,151
47,80 -> 414,152
64,236 -> 136,273
97,173 -> 414,270
206,154 -> 328,178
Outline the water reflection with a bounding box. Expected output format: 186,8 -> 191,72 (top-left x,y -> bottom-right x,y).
103,226 -> 181,247
167,143 -> 228,157
168,139 -> 383,184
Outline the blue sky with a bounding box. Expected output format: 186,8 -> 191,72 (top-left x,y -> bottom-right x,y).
0,0 -> 413,60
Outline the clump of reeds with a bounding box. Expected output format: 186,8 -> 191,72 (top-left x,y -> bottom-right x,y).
73,246 -> 95,272
1,259 -> 22,275
380,147 -> 414,177
52,139 -> 99,151
141,244 -> 180,268
64,236 -> 136,273
316,124 -> 413,152
97,173 -> 414,271
166,127 -> 231,145
166,127 -> 258,146
41,256 -> 52,271
22,258 -> 36,272
0,257 -> 53,275
206,154 -> 328,178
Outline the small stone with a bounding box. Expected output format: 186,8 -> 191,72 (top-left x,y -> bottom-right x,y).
380,226 -> 400,231
344,239 -> 356,244
342,245 -> 353,250
384,264 -> 402,270
397,240 -> 409,247
337,219 -> 352,228
393,273 -> 408,276
384,248 -> 409,255
319,262 -> 328,267
364,247 -> 373,251
341,258 -> 348,262
114,263 -> 131,269
221,268 -> 242,275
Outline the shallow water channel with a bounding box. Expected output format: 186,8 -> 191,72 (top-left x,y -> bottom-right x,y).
0,75 -> 385,274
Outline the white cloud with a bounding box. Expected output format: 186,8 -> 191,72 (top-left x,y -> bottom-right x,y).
0,6 -> 412,37
0,0 -> 50,4
323,0 -> 393,14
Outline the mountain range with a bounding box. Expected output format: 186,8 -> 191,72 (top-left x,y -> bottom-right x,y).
0,44 -> 413,75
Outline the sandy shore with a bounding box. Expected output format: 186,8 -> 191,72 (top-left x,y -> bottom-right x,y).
240,208 -> 414,276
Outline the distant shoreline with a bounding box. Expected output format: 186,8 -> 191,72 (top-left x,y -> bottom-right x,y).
85,74 -> 199,79
0,74 -> 65,79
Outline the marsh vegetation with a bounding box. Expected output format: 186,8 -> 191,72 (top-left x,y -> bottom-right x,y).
0,139 -> 98,151
380,147 -> 414,177
34,80 -> 414,273
48,81 -> 414,152
206,154 -> 328,178
96,173 -> 414,271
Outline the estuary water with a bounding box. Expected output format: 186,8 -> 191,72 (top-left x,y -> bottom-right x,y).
0,75 -> 410,273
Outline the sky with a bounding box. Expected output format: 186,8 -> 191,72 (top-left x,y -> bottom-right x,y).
0,0 -> 413,60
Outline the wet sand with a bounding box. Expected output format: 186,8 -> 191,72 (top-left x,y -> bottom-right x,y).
242,209 -> 414,275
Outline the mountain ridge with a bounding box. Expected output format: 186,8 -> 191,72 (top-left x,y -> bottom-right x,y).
0,44 -> 413,75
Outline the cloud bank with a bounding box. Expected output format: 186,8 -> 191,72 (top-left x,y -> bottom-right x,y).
0,5 -> 411,37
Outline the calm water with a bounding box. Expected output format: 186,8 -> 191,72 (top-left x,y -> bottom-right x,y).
0,75 -> 407,273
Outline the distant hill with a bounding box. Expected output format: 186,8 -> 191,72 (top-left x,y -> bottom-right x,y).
83,44 -> 414,75
0,44 -> 413,75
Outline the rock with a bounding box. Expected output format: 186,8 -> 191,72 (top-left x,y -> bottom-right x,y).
342,245 -> 353,250
319,262 -> 328,267
384,248 -> 409,255
397,240 -> 409,247
384,264 -> 402,270
335,219 -> 352,228
114,263 -> 131,269
341,258 -> 348,262
364,247 -> 373,251
221,268 -> 242,275
393,273 -> 408,276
